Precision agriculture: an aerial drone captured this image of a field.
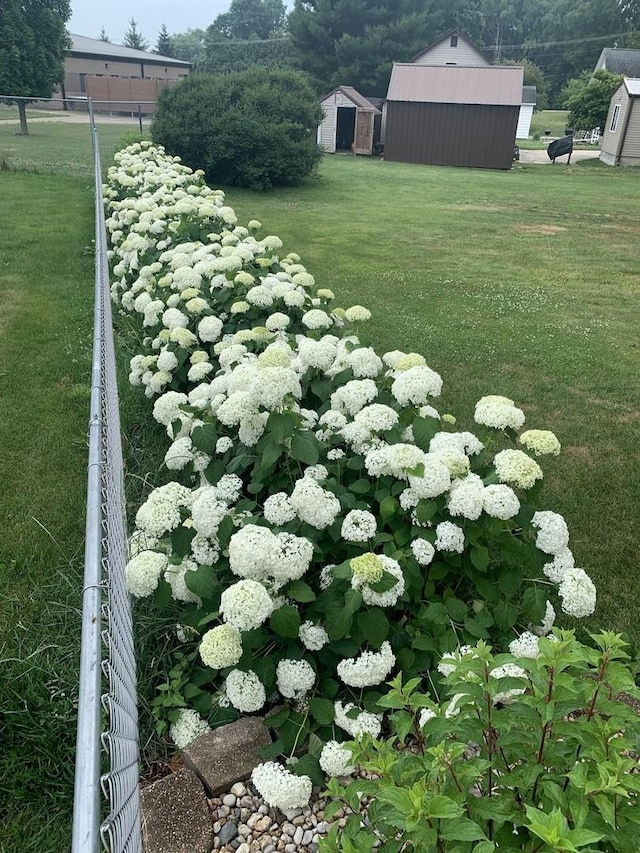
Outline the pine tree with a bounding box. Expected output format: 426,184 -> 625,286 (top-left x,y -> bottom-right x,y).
155,24 -> 174,56
98,26 -> 110,42
123,18 -> 149,51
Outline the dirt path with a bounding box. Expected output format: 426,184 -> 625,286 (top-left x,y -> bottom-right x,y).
518,148 -> 601,165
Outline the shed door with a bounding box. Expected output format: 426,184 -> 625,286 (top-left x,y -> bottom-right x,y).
353,110 -> 374,155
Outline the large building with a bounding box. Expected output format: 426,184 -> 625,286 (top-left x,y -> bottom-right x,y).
61,34 -> 191,110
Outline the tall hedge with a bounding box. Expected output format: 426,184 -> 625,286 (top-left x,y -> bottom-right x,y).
152,69 -> 323,190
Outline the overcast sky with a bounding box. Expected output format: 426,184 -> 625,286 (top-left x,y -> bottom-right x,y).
68,0 -> 231,44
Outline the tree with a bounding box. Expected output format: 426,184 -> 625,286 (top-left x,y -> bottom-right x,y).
99,26 -> 110,42
123,18 -> 149,51
152,68 -> 323,190
201,37 -> 294,75
561,68 -> 623,129
501,58 -> 550,111
170,29 -> 207,67
155,24 -> 175,56
208,0 -> 286,41
0,0 -> 71,135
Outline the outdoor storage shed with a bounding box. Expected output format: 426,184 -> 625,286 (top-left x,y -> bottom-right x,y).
516,86 -> 537,139
317,86 -> 381,155
384,64 -> 523,170
600,78 -> 640,166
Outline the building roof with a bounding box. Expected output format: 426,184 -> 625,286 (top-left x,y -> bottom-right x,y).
625,77 -> 640,96
522,85 -> 537,104
411,29 -> 489,66
320,85 -> 381,113
596,47 -> 640,77
68,33 -> 191,66
387,65 -> 524,106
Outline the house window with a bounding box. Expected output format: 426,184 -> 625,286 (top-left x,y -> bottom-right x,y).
610,103 -> 621,132
450,35 -> 458,47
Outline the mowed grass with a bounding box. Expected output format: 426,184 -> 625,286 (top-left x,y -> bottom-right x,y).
530,109 -> 571,138
0,171 -> 95,851
0,116 -> 144,177
225,154 -> 640,646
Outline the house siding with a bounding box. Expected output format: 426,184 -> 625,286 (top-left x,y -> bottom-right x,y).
413,40 -> 489,67
381,101 -> 387,143
318,104 -> 337,151
620,98 -> 640,164
516,103 -> 534,138
600,84 -> 629,163
384,101 -> 518,169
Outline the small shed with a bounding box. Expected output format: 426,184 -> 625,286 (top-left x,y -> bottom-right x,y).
317,86 -> 381,155
384,64 -> 523,170
516,86 -> 537,139
600,78 -> 640,166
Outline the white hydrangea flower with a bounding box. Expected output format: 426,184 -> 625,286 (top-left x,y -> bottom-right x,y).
535,600 -> 556,636
391,365 -> 443,407
447,473 -> 485,520
327,448 -> 345,460
199,625 -> 243,669
341,510 -> 377,542
474,395 -> 525,430
407,455 -> 450,499
169,709 -> 210,749
435,521 -> 465,553
191,489 -> 229,538
509,631 -> 541,659
336,642 -> 395,688
191,533 -> 219,566
215,474 -> 244,504
229,525 -> 314,589
162,307 -> 189,329
345,305 -> 372,322
330,379 -> 378,416
493,449 -> 543,490
224,669 -> 266,713
276,659 -> 316,699
542,547 -> 575,583
364,443 -> 424,480
558,568 -> 596,618
519,429 -> 561,457
491,662 -> 527,704
165,558 -> 200,604
265,312 -> 290,331
219,580 -> 274,631
351,554 -> 405,608
303,464 -> 329,481
532,511 -> 570,555
437,645 -> 474,677
125,550 -> 168,598
302,308 -> 333,330
319,741 -> 355,777
197,315 -> 223,343
135,482 -> 192,537
251,762 -> 312,810
482,484 -> 521,519
264,493 -> 297,526
164,436 -> 194,471
334,701 -> 382,739
347,347 -> 383,378
411,538 -> 435,566
216,436 -> 233,454
298,621 -> 329,651
156,348 -> 179,372
290,477 -> 340,529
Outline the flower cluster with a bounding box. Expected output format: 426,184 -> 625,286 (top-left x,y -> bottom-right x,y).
108,142 -> 598,799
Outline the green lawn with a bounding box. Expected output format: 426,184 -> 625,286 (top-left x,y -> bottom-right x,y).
530,109 -> 571,139
224,154 -> 640,646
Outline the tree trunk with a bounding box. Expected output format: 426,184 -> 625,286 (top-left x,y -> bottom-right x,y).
17,100 -> 29,136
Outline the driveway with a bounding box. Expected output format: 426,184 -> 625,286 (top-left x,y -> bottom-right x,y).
518,148 -> 601,165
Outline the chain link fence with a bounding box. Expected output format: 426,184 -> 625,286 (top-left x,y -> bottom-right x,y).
69,100 -> 142,853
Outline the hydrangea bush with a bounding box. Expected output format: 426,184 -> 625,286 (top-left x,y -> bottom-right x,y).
106,142 -> 598,801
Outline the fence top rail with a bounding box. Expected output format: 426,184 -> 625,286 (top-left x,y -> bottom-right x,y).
0,95 -> 157,106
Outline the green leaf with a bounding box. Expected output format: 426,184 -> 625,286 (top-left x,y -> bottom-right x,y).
498,567 -> 523,597
380,495 -> 399,522
286,579 -> 317,603
445,597 -> 467,622
440,818 -> 487,842
415,500 -> 438,525
356,608 -> 389,648
325,588 -> 362,641
170,524 -> 196,559
184,564 -> 216,600
292,753 -> 324,787
269,604 -> 301,639
378,787 -> 414,814
309,697 -> 335,726
412,414 -> 440,450
191,423 -> 217,454
369,570 -> 399,594
290,430 -> 320,465
153,578 -> 172,611
426,795 -> 464,819
470,545 -> 490,572
349,478 -> 371,494
267,411 -> 297,443
254,438 -> 283,479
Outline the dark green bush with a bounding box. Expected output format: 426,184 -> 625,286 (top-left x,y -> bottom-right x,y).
151,69 -> 323,190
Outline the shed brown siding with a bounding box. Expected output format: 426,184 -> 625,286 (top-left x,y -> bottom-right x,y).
385,101 -> 519,169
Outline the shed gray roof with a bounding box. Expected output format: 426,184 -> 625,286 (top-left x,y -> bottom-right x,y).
387,65 -> 523,106
596,48 -> 640,77
522,85 -> 537,104
320,85 -> 381,113
68,33 -> 190,66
